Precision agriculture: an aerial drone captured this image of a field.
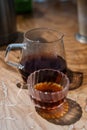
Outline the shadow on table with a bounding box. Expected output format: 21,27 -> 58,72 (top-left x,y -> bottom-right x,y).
67,69 -> 83,90
35,69 -> 83,125
36,98 -> 82,125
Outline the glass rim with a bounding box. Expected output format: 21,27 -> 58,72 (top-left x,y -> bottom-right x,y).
24,27 -> 64,44
27,69 -> 69,96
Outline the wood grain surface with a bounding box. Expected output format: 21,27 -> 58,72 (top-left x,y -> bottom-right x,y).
0,1 -> 87,130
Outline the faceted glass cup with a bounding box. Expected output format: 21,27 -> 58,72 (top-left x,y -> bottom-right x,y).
27,69 -> 69,110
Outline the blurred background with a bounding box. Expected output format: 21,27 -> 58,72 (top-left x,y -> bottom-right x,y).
0,0 -> 87,46
0,0 -> 78,46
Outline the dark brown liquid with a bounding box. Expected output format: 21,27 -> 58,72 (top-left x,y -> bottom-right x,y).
19,55 -> 67,82
34,82 -> 63,92
31,82 -> 64,110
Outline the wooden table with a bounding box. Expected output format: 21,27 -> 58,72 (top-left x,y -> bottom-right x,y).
0,1 -> 87,130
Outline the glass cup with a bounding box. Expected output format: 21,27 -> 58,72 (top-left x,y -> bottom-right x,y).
27,69 -> 69,118
5,28 -> 67,86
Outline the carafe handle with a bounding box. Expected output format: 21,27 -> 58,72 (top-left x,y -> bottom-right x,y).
5,43 -> 26,69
